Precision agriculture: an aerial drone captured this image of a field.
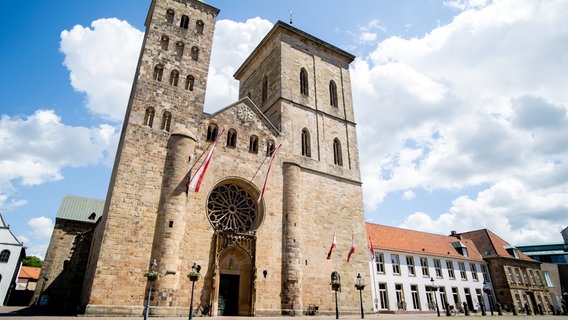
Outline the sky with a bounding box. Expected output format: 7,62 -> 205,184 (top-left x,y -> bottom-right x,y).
1,0 -> 567,258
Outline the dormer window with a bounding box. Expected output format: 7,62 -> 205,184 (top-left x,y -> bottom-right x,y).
452,241 -> 468,258
504,245 -> 520,259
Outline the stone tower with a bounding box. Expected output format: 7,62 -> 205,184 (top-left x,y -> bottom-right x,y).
78,0 -> 370,317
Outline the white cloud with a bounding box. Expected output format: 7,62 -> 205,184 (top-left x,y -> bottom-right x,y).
402,190 -> 416,201
60,18 -> 143,121
0,110 -> 119,196
28,216 -> 54,239
204,17 -> 273,112
353,0 -> 568,243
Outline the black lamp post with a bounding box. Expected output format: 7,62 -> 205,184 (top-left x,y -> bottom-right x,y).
144,259 -> 158,320
188,263 -> 201,320
331,271 -> 341,319
483,282 -> 494,316
355,273 -> 365,319
430,277 -> 440,317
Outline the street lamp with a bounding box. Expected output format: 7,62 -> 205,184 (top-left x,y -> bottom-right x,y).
430,277 -> 440,317
331,271 -> 341,319
188,262 -> 201,320
144,259 -> 158,320
355,273 -> 365,319
483,281 -> 494,316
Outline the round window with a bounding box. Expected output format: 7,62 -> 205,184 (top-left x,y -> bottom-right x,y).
207,183 -> 258,232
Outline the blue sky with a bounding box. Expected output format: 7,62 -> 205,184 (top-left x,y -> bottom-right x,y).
1,0 -> 567,258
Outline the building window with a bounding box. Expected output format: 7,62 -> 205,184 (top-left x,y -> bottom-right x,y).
379,283 -> 388,309
261,76 -> 268,105
470,263 -> 478,281
522,269 -> 530,285
452,287 -> 460,306
375,252 -> 385,273
226,129 -> 237,147
180,15 -> 190,29
166,9 -> 174,24
481,265 -> 490,283
434,259 -> 443,278
391,254 -> 401,275
329,80 -> 338,107
160,35 -> 169,50
543,271 -> 553,287
420,257 -> 429,277
144,107 -> 155,127
508,267 -> 515,284
0,250 -> 10,263
300,68 -> 309,96
176,41 -> 184,58
266,140 -> 275,156
458,262 -> 467,280
411,285 -> 420,310
536,270 -> 544,286
153,64 -> 164,81
515,268 -> 523,284
161,111 -> 172,132
301,128 -> 311,157
333,138 -> 343,166
447,261 -> 455,279
406,256 -> 416,276
170,70 -> 180,86
191,46 -> 199,61
249,135 -> 259,153
206,123 -> 218,141
395,284 -> 405,310
185,75 -> 195,91
196,20 -> 204,34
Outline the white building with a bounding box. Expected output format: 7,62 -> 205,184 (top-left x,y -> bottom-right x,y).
367,223 -> 495,315
0,213 -> 25,305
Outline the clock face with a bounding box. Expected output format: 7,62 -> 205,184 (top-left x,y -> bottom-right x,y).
236,105 -> 254,122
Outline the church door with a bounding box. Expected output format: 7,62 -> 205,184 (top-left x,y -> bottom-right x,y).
218,274 -> 240,316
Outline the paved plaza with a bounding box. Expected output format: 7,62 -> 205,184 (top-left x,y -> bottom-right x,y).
0,306 -> 567,320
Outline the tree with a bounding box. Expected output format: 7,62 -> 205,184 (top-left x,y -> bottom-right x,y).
22,256 -> 42,268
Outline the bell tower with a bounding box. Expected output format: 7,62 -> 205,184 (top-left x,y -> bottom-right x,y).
82,0 -> 219,315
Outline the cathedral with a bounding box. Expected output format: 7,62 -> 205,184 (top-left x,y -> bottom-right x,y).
43,0 -> 371,316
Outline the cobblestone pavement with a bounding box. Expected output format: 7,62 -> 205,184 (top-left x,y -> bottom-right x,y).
0,307 -> 566,319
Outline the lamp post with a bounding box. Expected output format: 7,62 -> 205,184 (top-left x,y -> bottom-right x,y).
355,273 -> 365,319
144,259 -> 158,320
188,262 -> 201,320
430,277 -> 440,317
331,271 -> 341,319
483,282 -> 494,316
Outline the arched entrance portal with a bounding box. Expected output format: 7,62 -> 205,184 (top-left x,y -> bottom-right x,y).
206,180 -> 262,316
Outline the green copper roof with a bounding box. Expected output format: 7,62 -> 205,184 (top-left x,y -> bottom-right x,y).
56,195 -> 104,223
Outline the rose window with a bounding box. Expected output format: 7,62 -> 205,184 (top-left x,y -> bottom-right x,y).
207,184 -> 258,232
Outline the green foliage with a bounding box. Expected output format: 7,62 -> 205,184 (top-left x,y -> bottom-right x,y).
22,256 -> 43,268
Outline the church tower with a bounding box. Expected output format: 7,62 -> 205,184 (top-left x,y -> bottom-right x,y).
81,0 -> 219,315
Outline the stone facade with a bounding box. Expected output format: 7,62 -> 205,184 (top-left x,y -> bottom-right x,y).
79,0 -> 370,317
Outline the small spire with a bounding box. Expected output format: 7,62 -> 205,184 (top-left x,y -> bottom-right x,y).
289,10 -> 294,25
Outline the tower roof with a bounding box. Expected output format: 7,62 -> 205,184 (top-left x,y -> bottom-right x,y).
56,195 -> 105,224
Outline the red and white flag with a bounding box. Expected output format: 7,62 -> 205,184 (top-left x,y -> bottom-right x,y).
187,129 -> 225,193
368,236 -> 375,261
257,143 -> 282,204
347,232 -> 356,262
326,232 -> 337,260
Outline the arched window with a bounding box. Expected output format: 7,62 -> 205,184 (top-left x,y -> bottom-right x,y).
206,123 -> 218,141
0,250 -> 10,263
300,68 -> 309,96
196,20 -> 204,34
266,139 -> 275,156
227,129 -> 237,147
191,46 -> 199,61
262,76 -> 268,105
161,111 -> 172,132
333,138 -> 343,166
185,75 -> 195,91
160,35 -> 169,51
329,80 -> 338,107
170,70 -> 179,86
176,41 -> 184,58
166,9 -> 175,24
144,107 -> 155,127
249,135 -> 259,153
180,15 -> 190,29
153,64 -> 164,81
301,128 -> 311,157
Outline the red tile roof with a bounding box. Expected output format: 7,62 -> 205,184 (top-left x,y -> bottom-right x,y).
366,222 -> 484,261
18,266 -> 41,280
458,229 -> 534,261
